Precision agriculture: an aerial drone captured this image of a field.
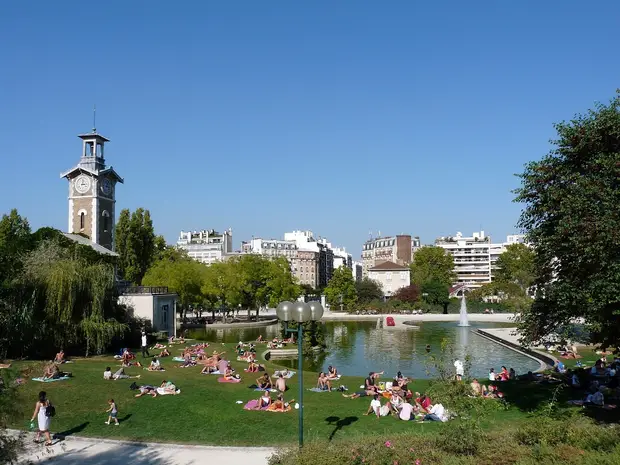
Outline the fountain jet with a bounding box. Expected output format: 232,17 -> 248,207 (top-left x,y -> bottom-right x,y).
458,293 -> 470,327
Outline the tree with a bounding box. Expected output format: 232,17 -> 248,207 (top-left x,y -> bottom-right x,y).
324,266 -> 357,311
515,92 -> 620,348
392,284 -> 420,303
410,246 -> 456,288
421,280 -> 450,314
115,208 -> 156,284
495,243 -> 536,294
355,277 -> 383,304
0,209 -> 31,286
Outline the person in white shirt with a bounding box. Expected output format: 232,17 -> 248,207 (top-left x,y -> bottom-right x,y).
489,368 -> 496,381
141,332 -> 150,358
454,360 -> 464,381
424,403 -> 447,422
103,367 -> 112,380
364,394 -> 382,418
399,401 -> 415,421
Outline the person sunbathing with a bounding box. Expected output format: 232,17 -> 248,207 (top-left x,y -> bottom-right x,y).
257,373 -> 272,389
112,367 -> 140,380
201,364 -> 218,374
317,372 -> 332,391
43,363 -> 60,380
388,390 -> 404,415
159,348 -> 170,357
276,374 -> 287,392
343,389 -> 375,399
247,360 -> 259,373
54,350 -> 65,364
223,364 -> 236,380
135,385 -> 157,397
152,343 -> 166,350
255,392 -> 272,410
148,357 -> 164,371
269,393 -> 294,412
471,379 -> 482,396
160,380 -> 177,394
327,366 -> 339,379
257,335 -> 264,342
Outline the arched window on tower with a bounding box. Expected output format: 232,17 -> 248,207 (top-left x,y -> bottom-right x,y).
78,209 -> 87,231
102,211 -> 110,232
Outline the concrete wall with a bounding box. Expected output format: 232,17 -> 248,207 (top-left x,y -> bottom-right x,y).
119,293 -> 177,336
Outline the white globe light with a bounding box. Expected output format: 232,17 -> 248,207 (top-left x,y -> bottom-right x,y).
276,301 -> 293,322
293,301 -> 311,323
308,301 -> 324,321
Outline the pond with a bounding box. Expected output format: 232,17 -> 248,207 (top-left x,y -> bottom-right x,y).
187,321 -> 540,379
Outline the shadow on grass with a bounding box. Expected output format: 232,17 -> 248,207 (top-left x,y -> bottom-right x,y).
53,422 -> 89,440
499,381 -> 572,412
325,416 -> 359,441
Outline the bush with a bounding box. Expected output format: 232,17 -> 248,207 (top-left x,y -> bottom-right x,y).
435,419 -> 485,456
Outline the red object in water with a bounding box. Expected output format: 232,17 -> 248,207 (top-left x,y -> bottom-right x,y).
386,317 -> 395,326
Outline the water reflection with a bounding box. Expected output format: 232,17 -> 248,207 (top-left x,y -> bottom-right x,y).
188,321 -> 539,379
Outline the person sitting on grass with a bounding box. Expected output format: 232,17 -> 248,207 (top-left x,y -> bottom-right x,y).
235,342 -> 245,356
53,350 -> 65,364
363,394 -> 382,419
43,363 -> 60,380
158,348 -> 170,357
246,359 -> 260,373
276,374 -> 287,392
148,357 -> 164,371
255,392 -> 272,410
399,399 -> 415,421
424,402 -> 448,422
388,389 -> 403,415
317,372 -> 332,391
470,378 -> 482,396
269,393 -> 294,412
327,365 -> 339,379
160,380 -> 177,394
257,373 -> 272,390
415,394 -> 431,413
104,367 -> 113,380
223,364 -> 237,381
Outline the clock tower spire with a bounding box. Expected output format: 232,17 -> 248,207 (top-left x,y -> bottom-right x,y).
60,127 -> 124,251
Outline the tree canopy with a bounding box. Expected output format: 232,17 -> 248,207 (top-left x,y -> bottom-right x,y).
355,277 -> 383,304
410,246 -> 456,288
514,92 -> 620,348
392,284 -> 420,304
324,266 -> 358,311
115,208 -> 156,284
421,280 -> 450,314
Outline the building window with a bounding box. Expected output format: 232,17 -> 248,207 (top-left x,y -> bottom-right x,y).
102,211 -> 110,232
162,304 -> 169,327
78,209 -> 87,231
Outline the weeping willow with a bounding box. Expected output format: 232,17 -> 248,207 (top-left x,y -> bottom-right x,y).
22,241 -> 127,356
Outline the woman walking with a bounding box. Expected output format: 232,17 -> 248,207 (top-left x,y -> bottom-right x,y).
30,391 -> 53,446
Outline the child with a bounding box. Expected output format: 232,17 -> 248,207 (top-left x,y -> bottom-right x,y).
105,399 -> 119,425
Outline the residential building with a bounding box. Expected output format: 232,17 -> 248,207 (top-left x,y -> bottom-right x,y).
284,230 -> 334,287
291,250 -> 319,288
118,286 -> 178,337
352,260 -> 363,282
368,261 -> 410,297
332,246 -> 353,270
361,234 -> 412,277
411,236 -> 422,255
241,237 -> 298,259
436,231 -> 527,290
177,229 -> 233,265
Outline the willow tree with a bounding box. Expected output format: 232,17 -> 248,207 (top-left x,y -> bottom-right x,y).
22,240 -> 127,356
515,92 -> 620,349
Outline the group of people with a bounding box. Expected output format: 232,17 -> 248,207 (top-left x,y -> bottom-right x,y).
488,366 -> 516,382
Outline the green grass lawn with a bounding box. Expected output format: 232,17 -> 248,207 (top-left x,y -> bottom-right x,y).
7,342 -> 612,447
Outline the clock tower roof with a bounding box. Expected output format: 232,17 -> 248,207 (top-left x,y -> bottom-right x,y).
60,129 -> 123,182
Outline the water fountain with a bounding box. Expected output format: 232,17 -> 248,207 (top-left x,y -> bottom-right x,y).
458,294 -> 470,327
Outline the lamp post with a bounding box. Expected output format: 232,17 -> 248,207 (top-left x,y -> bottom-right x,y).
276,300 -> 324,448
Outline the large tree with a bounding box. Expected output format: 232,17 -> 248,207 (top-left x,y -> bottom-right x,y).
0,209 -> 31,287
410,246 -> 456,288
515,92 -> 620,348
115,208 -> 156,284
324,266 -> 357,311
355,277 -> 383,304
421,279 -> 450,314
495,243 -> 536,294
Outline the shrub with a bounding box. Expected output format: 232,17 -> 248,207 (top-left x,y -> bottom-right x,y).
435,419 -> 484,456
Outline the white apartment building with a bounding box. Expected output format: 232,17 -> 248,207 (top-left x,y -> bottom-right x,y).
361,234 -> 413,277
332,246 -> 353,270
368,261 -> 410,297
177,229 -> 233,265
436,231 -> 526,289
241,238 -> 298,259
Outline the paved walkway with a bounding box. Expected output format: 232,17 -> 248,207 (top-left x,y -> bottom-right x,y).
17,432 -> 275,465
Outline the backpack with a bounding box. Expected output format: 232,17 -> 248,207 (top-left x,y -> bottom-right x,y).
45,403 -> 56,417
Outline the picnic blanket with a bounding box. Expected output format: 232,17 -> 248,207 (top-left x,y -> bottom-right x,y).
156,387 -> 181,395
218,377 -> 242,383
172,357 -> 186,362
244,399 -> 267,410
32,376 -> 71,383
273,370 -> 296,379
267,404 -> 292,413
254,388 -> 278,392
308,387 -> 330,393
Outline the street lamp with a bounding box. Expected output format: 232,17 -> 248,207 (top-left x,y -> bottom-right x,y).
276,300 -> 324,448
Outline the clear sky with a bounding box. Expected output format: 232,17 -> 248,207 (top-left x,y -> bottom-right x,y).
1,1 -> 619,257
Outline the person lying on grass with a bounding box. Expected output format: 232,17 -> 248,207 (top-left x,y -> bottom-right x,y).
201,364 -> 218,374
257,373 -> 272,390
134,385 -> 157,397
342,388 -> 375,399
107,367 -> 140,381
160,380 -> 177,394
317,372 -> 332,391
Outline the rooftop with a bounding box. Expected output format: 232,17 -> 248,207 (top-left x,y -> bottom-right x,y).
63,233 -> 118,257
369,261 -> 409,271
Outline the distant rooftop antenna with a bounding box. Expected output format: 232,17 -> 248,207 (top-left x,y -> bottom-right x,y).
92,104 -> 97,133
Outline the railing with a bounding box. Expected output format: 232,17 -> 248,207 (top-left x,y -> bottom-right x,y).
118,286 -> 170,295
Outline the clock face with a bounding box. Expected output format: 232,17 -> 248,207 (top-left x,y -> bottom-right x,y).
101,179 -> 112,196
75,175 -> 91,194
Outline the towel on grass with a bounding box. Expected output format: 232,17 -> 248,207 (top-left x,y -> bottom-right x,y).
273,371 -> 296,379
254,388 -> 278,392
32,376 -> 71,383
327,375 -> 341,380
172,357 -> 186,362
244,399 -> 267,410
308,387 -> 331,393
267,404 -> 292,413
218,377 -> 242,383
156,387 -> 181,395
144,368 -> 166,372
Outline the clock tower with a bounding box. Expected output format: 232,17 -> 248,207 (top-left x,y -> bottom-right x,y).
60,129 -> 124,251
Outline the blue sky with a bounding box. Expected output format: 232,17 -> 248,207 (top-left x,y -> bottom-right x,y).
1,1 -> 619,257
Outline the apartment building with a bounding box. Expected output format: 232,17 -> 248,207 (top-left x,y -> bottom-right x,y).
368,261 -> 411,297
176,229 -> 233,265
436,231 -> 527,289
284,230 -> 334,288
352,260 -> 363,282
332,246 -> 353,270
361,234 -> 412,277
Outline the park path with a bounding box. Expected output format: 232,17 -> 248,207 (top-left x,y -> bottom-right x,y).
18,432 -> 275,465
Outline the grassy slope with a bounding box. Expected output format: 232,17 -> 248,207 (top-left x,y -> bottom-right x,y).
9,342 -> 606,447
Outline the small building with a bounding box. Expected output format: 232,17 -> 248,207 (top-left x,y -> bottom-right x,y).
362,234 -> 413,277
118,286 -> 178,337
368,261 -> 410,297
